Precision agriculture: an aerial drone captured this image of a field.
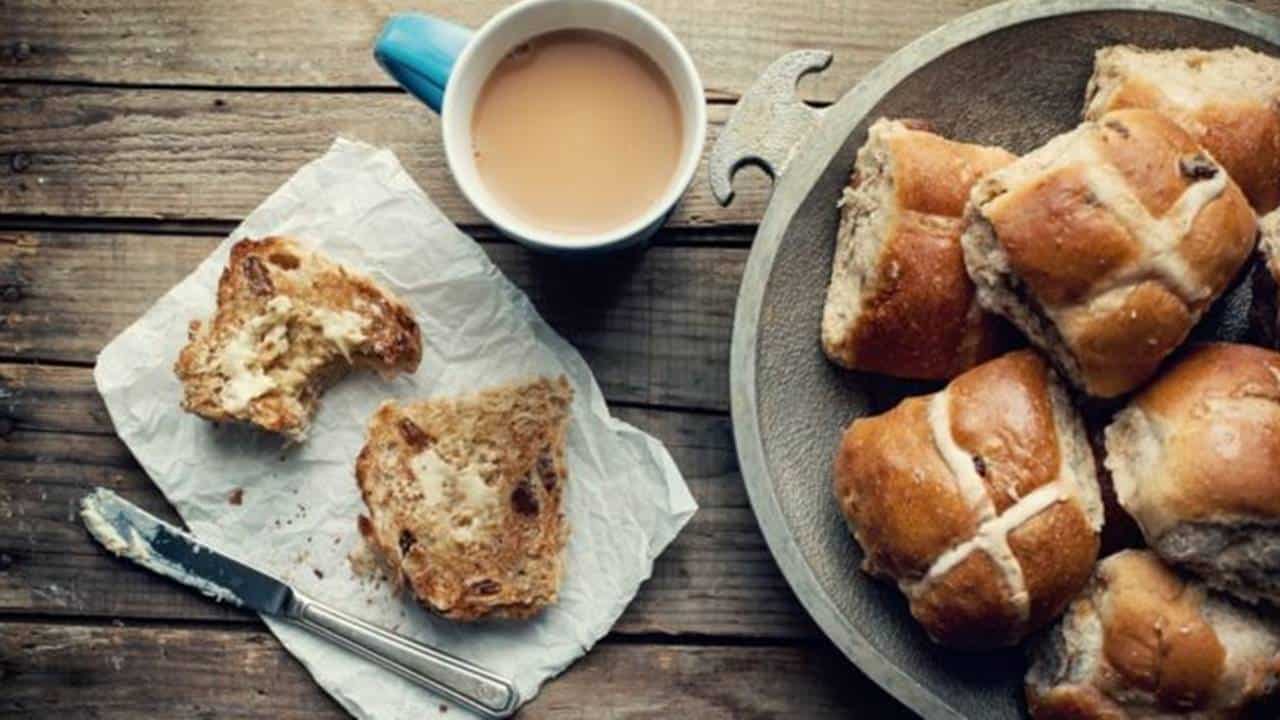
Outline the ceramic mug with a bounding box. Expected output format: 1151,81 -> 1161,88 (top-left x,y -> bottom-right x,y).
374,0 -> 706,253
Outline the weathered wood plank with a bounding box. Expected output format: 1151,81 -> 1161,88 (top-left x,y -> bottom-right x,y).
0,364 -> 814,638
0,0 -> 1009,104
0,231 -> 740,411
0,85 -> 770,226
0,621 -> 910,718
0,622 -> 346,717
0,363 -> 110,435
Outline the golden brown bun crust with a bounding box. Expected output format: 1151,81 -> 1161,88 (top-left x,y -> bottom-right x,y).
970,109 -> 1257,397
888,122 -> 1019,218
947,351 -> 1059,512
836,210 -> 1010,378
1099,552 -> 1226,709
822,119 -> 1016,379
1009,497 -> 1099,637
355,376 -> 572,621
1057,282 -> 1193,399
835,394 -> 978,581
833,350 -> 1101,649
908,550 -> 1021,650
1085,45 -> 1280,213
175,237 -> 422,439
1027,551 -> 1280,719
987,163 -> 1141,308
1126,343 -> 1280,527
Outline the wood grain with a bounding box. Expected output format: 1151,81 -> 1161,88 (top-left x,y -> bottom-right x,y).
0,230 -> 742,412
0,363 -> 109,435
0,364 -> 816,639
0,0 -> 1003,103
0,621 -> 911,718
0,85 -> 772,226
1,622 -> 346,717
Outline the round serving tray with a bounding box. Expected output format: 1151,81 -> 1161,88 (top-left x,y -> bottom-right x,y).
722,1 -> 1280,718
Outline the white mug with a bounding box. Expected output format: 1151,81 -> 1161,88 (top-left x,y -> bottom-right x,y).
374,0 -> 706,253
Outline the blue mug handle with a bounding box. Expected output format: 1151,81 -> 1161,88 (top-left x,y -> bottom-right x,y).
373,13 -> 474,114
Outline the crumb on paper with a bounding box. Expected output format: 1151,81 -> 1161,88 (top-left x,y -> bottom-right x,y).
347,542 -> 381,581
228,488 -> 244,506
313,568 -> 324,580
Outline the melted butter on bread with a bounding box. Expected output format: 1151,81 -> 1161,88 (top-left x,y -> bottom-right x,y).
409,450 -> 498,514
219,295 -> 295,412
216,296 -> 373,414
410,449 -> 452,508
408,449 -> 500,545
311,305 -> 369,360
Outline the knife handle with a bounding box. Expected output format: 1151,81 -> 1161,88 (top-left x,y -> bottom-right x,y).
286,591 -> 519,718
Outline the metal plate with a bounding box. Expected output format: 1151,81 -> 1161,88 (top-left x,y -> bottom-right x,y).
730,2 -> 1280,718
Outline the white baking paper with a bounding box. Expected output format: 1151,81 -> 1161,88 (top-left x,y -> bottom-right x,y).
93,138 -> 698,719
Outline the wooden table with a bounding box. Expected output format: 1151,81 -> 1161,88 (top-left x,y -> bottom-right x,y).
8,1 -> 1274,716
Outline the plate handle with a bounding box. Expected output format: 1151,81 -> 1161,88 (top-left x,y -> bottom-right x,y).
708,49 -> 833,207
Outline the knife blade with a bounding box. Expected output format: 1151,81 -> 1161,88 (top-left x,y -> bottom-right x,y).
80,487 -> 520,718
80,487 -> 291,613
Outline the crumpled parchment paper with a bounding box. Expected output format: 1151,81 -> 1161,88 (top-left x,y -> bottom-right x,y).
94,138 -> 698,719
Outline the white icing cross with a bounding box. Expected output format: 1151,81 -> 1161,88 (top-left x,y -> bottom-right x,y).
1065,132 -> 1228,309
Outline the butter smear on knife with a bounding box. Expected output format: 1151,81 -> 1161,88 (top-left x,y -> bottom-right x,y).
80,489 -> 240,606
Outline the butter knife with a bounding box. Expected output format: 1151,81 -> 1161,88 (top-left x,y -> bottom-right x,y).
80,487 -> 520,718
